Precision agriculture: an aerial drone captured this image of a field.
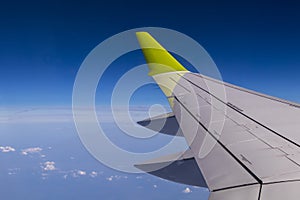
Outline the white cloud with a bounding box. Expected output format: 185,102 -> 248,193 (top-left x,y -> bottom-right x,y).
77,170 -> 86,176
106,175 -> 125,181
0,146 -> 15,153
43,161 -> 56,171
89,171 -> 98,178
64,170 -> 88,178
153,185 -> 158,188
182,187 -> 192,194
21,147 -> 42,155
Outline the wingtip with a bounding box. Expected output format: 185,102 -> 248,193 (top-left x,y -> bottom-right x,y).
135,31 -> 164,50
135,31 -> 188,76
135,31 -> 149,36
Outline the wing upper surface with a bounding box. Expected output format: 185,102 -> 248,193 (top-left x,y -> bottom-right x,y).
167,72 -> 300,199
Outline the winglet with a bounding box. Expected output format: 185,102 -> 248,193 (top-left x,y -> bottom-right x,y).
136,32 -> 188,76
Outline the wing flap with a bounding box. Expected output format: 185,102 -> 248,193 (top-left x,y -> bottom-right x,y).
135,150 -> 207,187
137,112 -> 183,136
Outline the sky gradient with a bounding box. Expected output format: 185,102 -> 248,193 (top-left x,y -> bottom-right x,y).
1,0 -> 300,106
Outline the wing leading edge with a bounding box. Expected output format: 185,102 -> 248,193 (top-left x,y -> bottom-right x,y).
135,32 -> 300,200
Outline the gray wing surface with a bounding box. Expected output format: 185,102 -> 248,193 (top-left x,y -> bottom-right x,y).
154,72 -> 300,200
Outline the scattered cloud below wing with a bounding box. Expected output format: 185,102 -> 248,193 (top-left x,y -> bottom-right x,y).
0,146 -> 16,153
77,170 -> 86,176
60,169 -> 92,179
89,171 -> 98,178
42,161 -> 56,171
183,187 -> 192,194
106,175 -> 126,181
21,147 -> 42,155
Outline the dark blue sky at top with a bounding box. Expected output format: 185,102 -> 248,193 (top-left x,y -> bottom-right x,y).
1,0 -> 300,106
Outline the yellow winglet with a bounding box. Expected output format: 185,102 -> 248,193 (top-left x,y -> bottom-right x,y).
136,32 -> 188,76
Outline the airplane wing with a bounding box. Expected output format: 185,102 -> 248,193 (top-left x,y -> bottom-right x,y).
135,32 -> 300,200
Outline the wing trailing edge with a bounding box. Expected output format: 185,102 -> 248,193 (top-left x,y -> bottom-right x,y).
137,112 -> 183,137
135,150 -> 207,187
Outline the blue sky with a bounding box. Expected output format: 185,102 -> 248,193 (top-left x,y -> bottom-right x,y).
1,0 -> 300,106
